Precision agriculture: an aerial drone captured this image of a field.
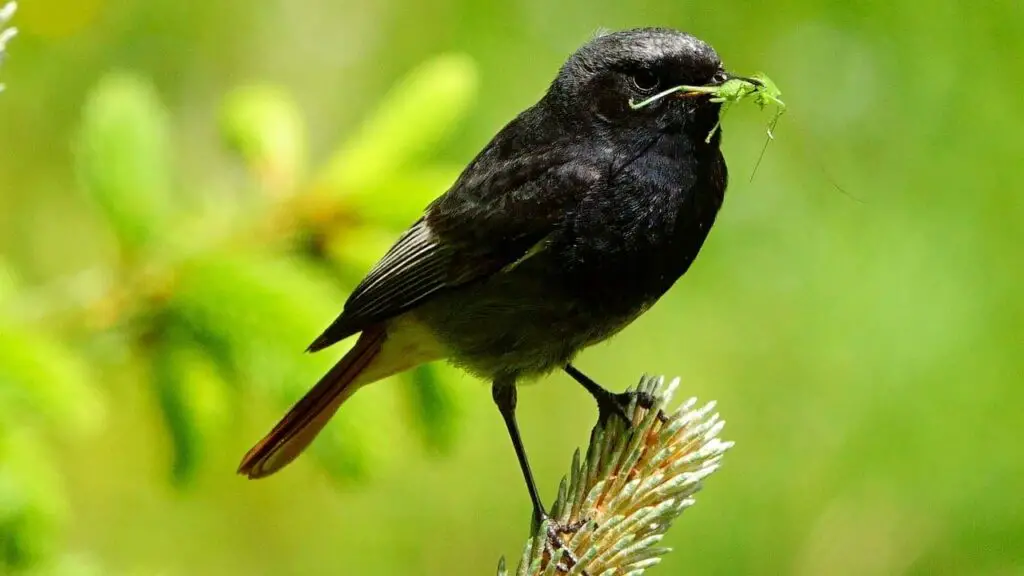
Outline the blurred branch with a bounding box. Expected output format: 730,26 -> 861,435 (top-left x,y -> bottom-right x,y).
497,375 -> 732,576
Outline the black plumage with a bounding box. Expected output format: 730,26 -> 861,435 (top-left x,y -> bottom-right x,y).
241,27 -> 733,537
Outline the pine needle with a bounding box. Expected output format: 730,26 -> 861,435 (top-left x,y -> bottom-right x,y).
496,374 -> 733,576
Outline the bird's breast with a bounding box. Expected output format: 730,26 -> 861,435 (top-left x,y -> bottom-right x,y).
558,144 -> 727,313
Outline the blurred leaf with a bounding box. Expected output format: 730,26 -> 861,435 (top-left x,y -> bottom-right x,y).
0,427 -> 65,572
306,410 -> 373,482
75,72 -> 174,252
347,165 -> 461,230
0,259 -> 19,305
0,327 -> 103,436
149,324 -> 231,487
404,363 -> 461,454
220,84 -> 308,194
323,224 -> 395,287
318,53 -> 478,193
168,252 -> 342,389
167,252 -> 378,481
24,553 -> 106,576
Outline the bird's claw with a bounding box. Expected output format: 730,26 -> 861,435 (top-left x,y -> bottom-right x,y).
539,515 -> 589,575
596,389 -> 667,427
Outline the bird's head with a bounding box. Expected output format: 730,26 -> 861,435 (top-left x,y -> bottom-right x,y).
550,28 -> 732,140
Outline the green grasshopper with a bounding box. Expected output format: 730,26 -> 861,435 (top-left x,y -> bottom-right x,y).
630,72 -> 786,144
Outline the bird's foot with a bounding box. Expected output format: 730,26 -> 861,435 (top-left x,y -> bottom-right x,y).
536,513 -> 589,575
593,387 -> 666,428
564,365 -> 667,429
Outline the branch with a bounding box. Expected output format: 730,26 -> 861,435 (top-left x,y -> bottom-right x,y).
497,375 -> 732,576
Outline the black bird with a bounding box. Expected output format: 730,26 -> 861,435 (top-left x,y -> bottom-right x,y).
240,27 -> 733,530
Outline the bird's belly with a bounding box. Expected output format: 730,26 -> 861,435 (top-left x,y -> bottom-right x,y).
410,264 -> 652,381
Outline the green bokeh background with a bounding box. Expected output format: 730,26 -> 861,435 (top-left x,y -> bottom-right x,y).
1,0 -> 1022,574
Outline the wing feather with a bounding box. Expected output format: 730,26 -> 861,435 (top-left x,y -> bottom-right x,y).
306,127 -> 608,352
306,219 -> 455,351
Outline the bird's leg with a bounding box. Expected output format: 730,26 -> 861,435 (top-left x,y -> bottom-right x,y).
564,364 -> 663,426
492,379 -> 546,525
492,379 -> 586,573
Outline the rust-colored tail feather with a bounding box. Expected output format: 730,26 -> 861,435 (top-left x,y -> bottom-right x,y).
238,325 -> 387,479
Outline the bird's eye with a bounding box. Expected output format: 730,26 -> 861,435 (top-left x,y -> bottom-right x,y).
629,70 -> 661,93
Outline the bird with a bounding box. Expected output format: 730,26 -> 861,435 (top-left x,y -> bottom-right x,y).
239,26 -> 734,532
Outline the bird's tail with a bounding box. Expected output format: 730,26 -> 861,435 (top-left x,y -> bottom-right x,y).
238,324 -> 387,479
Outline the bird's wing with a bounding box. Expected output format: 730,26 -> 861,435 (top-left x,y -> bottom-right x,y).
306,146 -> 605,352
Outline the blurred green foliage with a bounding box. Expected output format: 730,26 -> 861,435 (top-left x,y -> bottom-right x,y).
75,73 -> 175,255
0,1 -> 1022,575
1,52 -> 474,573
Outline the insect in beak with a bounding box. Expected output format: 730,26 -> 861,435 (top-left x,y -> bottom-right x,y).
710,69 -> 762,88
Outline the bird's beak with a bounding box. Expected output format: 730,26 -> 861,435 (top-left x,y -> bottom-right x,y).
712,68 -> 762,87
671,68 -> 765,100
